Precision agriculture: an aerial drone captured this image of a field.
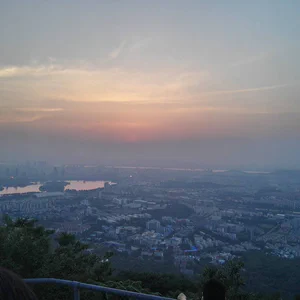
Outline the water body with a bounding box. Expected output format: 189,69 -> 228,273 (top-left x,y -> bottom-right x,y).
64,180 -> 107,191
0,180 -> 108,195
0,183 -> 42,195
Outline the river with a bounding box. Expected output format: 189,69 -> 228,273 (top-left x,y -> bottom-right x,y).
0,180 -> 108,196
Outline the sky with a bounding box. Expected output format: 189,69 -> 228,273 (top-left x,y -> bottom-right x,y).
1,0 -> 300,169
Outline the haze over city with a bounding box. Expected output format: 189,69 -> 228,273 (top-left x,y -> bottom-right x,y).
1,1 -> 300,169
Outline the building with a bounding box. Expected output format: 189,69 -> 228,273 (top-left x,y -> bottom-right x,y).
35,192 -> 65,198
134,200 -> 148,206
104,182 -> 112,192
56,222 -> 90,235
146,219 -> 161,232
113,198 -> 128,205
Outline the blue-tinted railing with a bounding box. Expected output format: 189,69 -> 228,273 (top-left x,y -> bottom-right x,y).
25,278 -> 175,300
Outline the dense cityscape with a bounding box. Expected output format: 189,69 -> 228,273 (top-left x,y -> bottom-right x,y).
1,162 -> 300,279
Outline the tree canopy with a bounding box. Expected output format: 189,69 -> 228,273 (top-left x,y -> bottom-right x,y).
0,216 -> 298,300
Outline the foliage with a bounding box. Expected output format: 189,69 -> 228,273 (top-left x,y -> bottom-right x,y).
0,216 -> 108,300
241,251 -> 300,297
0,216 -> 299,300
198,260 -> 245,300
115,271 -> 197,297
0,216 -> 53,278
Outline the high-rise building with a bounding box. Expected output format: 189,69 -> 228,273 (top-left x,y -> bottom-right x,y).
104,182 -> 111,192
146,219 -> 161,232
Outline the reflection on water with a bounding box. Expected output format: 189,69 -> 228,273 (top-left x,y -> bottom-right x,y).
0,183 -> 42,195
64,180 -> 106,191
0,180 -> 108,195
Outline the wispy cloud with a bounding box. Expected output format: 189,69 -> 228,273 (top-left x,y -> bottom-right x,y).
129,37 -> 151,52
0,63 -> 211,103
1,61 -> 296,121
229,52 -> 270,68
15,108 -> 64,112
109,41 -> 126,59
0,106 -> 64,124
0,115 -> 43,124
108,38 -> 151,60
204,83 -> 294,96
0,65 -> 58,78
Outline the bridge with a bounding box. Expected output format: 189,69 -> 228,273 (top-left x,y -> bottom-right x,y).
25,278 -> 176,300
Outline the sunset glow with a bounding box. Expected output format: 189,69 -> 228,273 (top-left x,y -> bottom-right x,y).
1,1 -> 300,168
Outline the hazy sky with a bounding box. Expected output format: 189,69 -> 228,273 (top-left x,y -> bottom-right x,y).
1,1 -> 300,169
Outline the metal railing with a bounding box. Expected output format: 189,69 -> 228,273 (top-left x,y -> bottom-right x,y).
25,278 -> 175,300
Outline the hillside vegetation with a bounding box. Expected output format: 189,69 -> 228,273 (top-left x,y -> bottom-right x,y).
0,216 -> 297,300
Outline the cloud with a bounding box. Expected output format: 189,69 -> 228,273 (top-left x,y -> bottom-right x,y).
108,38 -> 151,60
0,61 -> 297,122
109,41 -> 126,59
0,63 -> 211,104
0,106 -> 63,124
203,83 -> 294,96
0,65 -> 59,78
129,37 -> 151,52
0,115 -> 43,124
15,108 -> 64,112
229,52 -> 270,68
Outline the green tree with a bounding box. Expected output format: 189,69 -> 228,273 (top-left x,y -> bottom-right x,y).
56,232 -> 77,246
0,216 -> 113,300
199,260 -> 245,300
0,216 -> 53,278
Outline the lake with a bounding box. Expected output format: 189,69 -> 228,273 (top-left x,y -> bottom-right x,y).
64,180 -> 107,191
0,180 -> 108,196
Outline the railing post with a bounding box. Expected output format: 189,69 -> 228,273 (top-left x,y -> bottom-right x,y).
73,284 -> 80,300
